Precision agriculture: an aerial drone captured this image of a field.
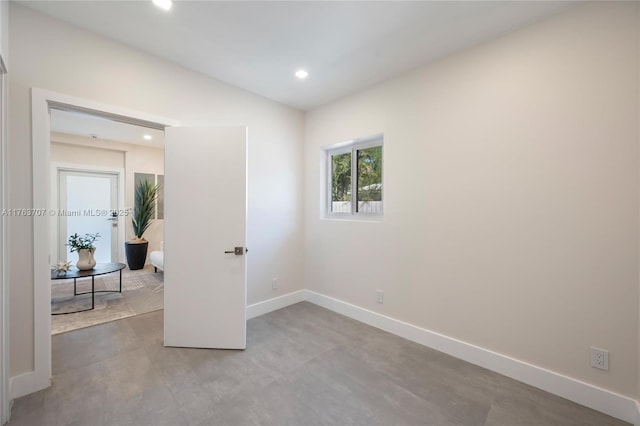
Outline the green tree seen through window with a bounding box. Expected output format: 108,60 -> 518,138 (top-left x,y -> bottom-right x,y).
331,152 -> 351,202
357,146 -> 382,203
329,142 -> 383,214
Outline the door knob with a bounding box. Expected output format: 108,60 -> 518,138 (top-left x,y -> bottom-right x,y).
224,247 -> 247,255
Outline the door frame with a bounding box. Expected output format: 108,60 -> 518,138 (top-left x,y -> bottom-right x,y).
51,165 -> 126,264
0,54 -> 8,425
30,88 -> 179,397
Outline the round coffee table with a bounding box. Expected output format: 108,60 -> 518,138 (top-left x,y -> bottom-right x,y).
51,262 -> 126,315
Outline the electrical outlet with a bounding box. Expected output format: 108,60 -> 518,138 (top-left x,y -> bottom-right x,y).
376,289 -> 384,304
271,278 -> 278,290
590,347 -> 609,371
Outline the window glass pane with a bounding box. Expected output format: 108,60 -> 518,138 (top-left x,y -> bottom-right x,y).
357,146 -> 382,213
331,152 -> 351,213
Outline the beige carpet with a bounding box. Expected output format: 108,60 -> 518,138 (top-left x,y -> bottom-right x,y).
51,265 -> 163,335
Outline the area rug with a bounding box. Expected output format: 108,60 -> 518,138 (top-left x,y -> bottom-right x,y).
51,265 -> 164,335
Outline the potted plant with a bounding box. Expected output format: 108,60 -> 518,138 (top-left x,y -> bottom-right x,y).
67,232 -> 100,270
125,179 -> 159,270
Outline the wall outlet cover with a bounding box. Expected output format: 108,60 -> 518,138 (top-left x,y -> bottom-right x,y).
590,347 -> 609,371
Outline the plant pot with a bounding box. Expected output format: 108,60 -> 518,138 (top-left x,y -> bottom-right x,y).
76,248 -> 96,270
125,241 -> 148,270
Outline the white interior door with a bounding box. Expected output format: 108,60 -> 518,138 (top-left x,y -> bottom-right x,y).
59,170 -> 119,263
164,127 -> 247,349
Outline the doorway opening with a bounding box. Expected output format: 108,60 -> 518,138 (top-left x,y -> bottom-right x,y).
29,89 -> 179,396
30,89 -> 249,401
0,53 -> 8,426
48,107 -> 166,334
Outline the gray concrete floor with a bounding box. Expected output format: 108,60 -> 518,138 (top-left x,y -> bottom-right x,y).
9,302 -> 629,426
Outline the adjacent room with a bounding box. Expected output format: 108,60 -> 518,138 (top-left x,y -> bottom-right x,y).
49,109 -> 165,334
0,1 -> 638,426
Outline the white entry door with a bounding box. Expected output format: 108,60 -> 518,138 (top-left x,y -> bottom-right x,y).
59,169 -> 119,263
164,127 -> 247,349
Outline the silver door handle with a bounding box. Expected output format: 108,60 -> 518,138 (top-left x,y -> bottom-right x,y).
224,247 -> 247,255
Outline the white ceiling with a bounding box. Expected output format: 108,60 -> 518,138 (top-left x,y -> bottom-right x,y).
51,109 -> 165,147
22,1 -> 574,111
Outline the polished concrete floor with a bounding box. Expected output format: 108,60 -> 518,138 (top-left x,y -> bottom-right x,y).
9,302 -> 629,426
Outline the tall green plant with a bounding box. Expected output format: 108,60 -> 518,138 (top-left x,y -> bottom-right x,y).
132,179 -> 159,241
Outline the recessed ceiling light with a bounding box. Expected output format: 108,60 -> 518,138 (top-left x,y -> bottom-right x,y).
152,0 -> 173,11
295,69 -> 309,79
143,134 -> 153,140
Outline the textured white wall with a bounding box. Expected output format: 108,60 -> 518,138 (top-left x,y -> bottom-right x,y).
304,2 -> 639,397
8,4 -> 304,376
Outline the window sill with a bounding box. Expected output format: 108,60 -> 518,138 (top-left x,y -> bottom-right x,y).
322,214 -> 383,223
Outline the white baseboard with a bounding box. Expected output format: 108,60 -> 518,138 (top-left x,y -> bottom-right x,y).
9,371 -> 46,400
246,290 -> 306,320
9,289 -> 639,424
305,290 -> 638,425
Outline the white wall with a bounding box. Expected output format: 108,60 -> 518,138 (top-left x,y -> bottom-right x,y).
0,0 -> 7,63
0,0 -> 7,424
637,1 -> 640,407
636,1 -> 640,409
51,138 -> 125,169
122,144 -> 164,259
8,3 -> 304,377
305,1 -> 639,398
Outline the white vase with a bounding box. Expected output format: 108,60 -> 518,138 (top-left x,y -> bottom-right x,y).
76,248 -> 96,270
